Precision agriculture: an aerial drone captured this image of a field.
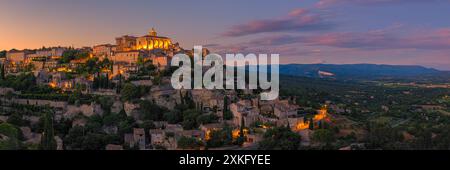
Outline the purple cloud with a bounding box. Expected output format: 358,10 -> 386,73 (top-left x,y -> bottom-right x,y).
222,8 -> 332,37
302,28 -> 450,50
316,0 -> 447,8
231,27 -> 450,51
203,43 -> 220,48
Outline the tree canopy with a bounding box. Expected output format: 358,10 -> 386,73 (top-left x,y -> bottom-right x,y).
258,127 -> 301,150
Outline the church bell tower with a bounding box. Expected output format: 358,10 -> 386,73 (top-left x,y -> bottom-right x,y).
149,28 -> 157,36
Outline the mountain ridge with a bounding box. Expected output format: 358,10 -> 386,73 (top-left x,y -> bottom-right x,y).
277,63 -> 447,79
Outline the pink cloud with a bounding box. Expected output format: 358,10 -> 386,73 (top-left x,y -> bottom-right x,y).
222,8 -> 332,37
213,26 -> 450,59
316,0 -> 445,8
288,8 -> 308,17
243,27 -> 450,50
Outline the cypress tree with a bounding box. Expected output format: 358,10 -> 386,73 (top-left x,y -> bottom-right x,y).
180,91 -> 185,105
106,73 -> 110,88
40,111 -> 57,150
223,96 -> 228,112
237,117 -> 246,146
0,63 -> 5,80
309,118 -> 314,130
200,102 -> 203,113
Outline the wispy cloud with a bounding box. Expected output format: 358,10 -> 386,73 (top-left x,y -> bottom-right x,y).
301,28 -> 450,50
208,27 -> 450,68
225,26 -> 450,51
210,1 -> 450,69
221,8 -> 332,37
315,0 -> 446,8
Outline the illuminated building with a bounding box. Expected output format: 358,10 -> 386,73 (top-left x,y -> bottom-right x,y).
294,107 -> 330,131
5,50 -> 32,73
116,35 -> 137,52
296,121 -> 310,131
27,47 -> 66,61
232,129 -> 249,140
6,50 -> 29,63
69,58 -> 88,68
115,28 -> 172,52
151,55 -> 170,68
200,123 -> 223,141
314,109 -> 328,121
113,50 -> 149,65
5,48 -> 67,73
136,28 -> 172,50
93,44 -> 116,59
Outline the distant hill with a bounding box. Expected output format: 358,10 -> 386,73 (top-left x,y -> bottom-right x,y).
278,64 -> 445,80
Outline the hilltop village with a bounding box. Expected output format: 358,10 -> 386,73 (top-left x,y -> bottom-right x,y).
0,28 -> 342,150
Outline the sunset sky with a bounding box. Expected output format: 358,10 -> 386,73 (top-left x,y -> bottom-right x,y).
1,0 -> 450,70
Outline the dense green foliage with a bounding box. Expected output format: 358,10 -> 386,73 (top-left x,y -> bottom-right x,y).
177,136 -> 203,149
60,49 -> 89,64
40,111 -> 57,150
258,127 -> 301,150
139,100 -> 168,121
276,75 -> 450,150
0,50 -> 6,58
0,123 -> 20,150
206,127 -> 234,148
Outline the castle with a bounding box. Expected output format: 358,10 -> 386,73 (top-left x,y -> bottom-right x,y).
115,28 -> 172,52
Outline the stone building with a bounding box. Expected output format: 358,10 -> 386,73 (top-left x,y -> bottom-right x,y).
115,35 -> 137,52
106,144 -> 124,150
5,50 -> 32,73
133,128 -> 146,150
115,28 -> 172,52
149,129 -> 165,146
113,50 -> 148,65
136,28 -> 172,50
6,50 -> 30,63
230,101 -> 260,127
93,44 -> 116,59
26,47 -> 67,61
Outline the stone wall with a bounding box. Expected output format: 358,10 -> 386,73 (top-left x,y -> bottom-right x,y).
0,88 -> 15,95
12,99 -> 68,109
65,103 -> 103,118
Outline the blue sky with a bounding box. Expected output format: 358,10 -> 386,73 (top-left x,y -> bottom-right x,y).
1,0 -> 449,70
